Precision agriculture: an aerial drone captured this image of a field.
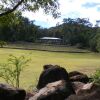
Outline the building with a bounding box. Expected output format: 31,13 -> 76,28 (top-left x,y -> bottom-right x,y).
38,37 -> 62,44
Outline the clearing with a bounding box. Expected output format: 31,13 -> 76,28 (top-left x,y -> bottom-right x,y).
0,44 -> 100,89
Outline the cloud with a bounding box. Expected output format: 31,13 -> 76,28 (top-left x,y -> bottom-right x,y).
22,0 -> 100,28
82,2 -> 100,8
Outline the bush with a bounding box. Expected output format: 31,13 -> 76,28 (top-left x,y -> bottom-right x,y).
96,38 -> 100,52
91,69 -> 100,85
0,41 -> 7,48
0,55 -> 30,88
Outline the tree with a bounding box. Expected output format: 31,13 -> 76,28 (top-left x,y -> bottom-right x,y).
0,11 -> 42,42
96,38 -> 100,52
62,18 -> 93,46
93,28 -> 100,52
0,41 -> 7,48
0,0 -> 59,18
0,12 -> 21,41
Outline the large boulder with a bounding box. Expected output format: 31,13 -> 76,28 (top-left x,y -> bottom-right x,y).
30,80 -> 75,100
66,83 -> 100,100
0,83 -> 26,100
37,65 -> 71,89
69,71 -> 89,83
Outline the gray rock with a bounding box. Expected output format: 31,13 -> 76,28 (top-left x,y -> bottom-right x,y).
30,80 -> 75,100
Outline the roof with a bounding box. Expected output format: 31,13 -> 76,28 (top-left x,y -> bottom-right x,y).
40,37 -> 61,40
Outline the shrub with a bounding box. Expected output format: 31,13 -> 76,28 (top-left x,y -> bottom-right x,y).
0,55 -> 30,88
91,69 -> 100,85
96,38 -> 100,52
0,41 -> 7,48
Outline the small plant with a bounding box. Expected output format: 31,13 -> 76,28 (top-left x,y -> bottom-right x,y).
0,41 -> 7,48
0,55 -> 30,88
91,69 -> 100,85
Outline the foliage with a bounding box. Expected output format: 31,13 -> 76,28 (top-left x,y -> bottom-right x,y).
95,29 -> 100,52
0,41 -> 7,47
0,14 -> 100,52
0,12 -> 40,42
89,28 -> 100,52
96,38 -> 100,52
0,0 -> 59,18
91,69 -> 100,85
44,18 -> 100,52
0,55 -> 30,88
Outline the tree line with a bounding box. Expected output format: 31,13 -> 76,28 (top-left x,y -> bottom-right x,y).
0,12 -> 40,42
0,12 -> 100,52
40,18 -> 100,52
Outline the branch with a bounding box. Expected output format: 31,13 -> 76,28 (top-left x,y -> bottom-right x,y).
0,0 -> 24,17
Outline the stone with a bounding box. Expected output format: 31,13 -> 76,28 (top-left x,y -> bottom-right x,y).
66,83 -> 100,100
0,83 -> 26,100
43,64 -> 58,70
69,71 -> 89,83
37,65 -> 70,89
71,82 -> 85,94
30,80 -> 75,100
25,92 -> 36,100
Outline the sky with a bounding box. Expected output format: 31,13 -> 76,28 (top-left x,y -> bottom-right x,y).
22,0 -> 100,28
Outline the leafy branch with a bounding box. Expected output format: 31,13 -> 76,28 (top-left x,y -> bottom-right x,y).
0,55 -> 30,88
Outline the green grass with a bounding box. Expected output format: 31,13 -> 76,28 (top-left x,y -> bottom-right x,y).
0,47 -> 100,89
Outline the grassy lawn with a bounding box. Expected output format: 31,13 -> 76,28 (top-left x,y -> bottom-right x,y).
0,47 -> 100,89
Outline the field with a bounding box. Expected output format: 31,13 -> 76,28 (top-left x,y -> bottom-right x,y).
0,44 -> 100,89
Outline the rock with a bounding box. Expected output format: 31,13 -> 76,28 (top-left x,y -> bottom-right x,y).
25,92 -> 36,100
69,71 -> 83,77
43,64 -> 59,70
30,80 -> 75,100
66,83 -> 100,100
37,65 -> 70,89
76,82 -> 100,95
69,71 -> 89,83
0,83 -> 26,100
71,82 -> 85,94
66,90 -> 100,100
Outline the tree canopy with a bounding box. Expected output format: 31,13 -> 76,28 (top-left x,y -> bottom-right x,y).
0,0 -> 59,18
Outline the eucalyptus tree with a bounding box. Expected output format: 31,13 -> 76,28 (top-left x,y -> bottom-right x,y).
0,0 -> 59,18
0,12 -> 22,41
